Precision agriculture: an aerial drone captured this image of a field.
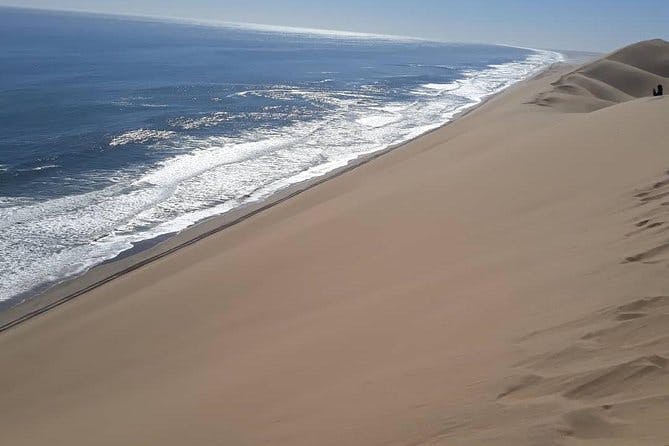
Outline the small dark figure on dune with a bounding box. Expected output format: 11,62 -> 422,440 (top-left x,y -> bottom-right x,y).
653,84 -> 663,96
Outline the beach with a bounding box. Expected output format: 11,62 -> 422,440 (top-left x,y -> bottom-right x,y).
1,39 -> 668,445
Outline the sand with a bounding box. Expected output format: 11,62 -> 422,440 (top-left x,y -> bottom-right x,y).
534,38 -> 668,112
0,40 -> 668,446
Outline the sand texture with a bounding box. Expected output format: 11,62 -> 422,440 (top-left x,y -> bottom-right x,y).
0,40 -> 668,445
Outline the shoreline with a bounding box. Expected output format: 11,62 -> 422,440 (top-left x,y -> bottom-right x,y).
0,62 -> 564,332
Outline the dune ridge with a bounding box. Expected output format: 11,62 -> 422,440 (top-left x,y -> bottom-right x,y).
533,39 -> 669,112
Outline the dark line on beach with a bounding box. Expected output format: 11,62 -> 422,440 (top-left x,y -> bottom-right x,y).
0,141 -> 401,332
0,64 -> 563,334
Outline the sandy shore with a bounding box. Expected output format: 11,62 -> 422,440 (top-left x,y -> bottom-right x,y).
1,40 -> 668,445
0,65 -> 538,330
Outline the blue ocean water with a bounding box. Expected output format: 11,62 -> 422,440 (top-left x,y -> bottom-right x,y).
0,7 -> 563,304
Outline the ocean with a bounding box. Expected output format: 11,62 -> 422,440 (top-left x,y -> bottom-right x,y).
0,7 -> 563,305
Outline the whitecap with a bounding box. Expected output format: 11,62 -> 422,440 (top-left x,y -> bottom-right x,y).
16,164 -> 60,172
109,129 -> 176,147
169,112 -> 230,130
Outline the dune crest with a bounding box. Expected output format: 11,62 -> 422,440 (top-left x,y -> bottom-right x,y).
533,39 -> 669,112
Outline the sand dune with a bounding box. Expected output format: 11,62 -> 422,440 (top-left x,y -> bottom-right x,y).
533,39 -> 668,112
0,42 -> 668,445
608,39 -> 669,76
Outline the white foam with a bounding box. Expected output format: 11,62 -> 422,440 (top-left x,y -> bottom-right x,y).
169,112 -> 230,130
17,164 -> 59,172
109,129 -> 176,147
421,83 -> 461,92
356,114 -> 399,128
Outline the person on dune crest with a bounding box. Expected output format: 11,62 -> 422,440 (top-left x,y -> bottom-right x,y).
653,84 -> 663,96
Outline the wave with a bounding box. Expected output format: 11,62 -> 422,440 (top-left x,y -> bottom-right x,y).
16,164 -> 60,172
109,129 -> 176,147
169,112 -> 230,130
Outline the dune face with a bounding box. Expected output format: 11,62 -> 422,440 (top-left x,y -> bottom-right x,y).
492,295 -> 669,444
0,41 -> 668,446
533,39 -> 669,112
